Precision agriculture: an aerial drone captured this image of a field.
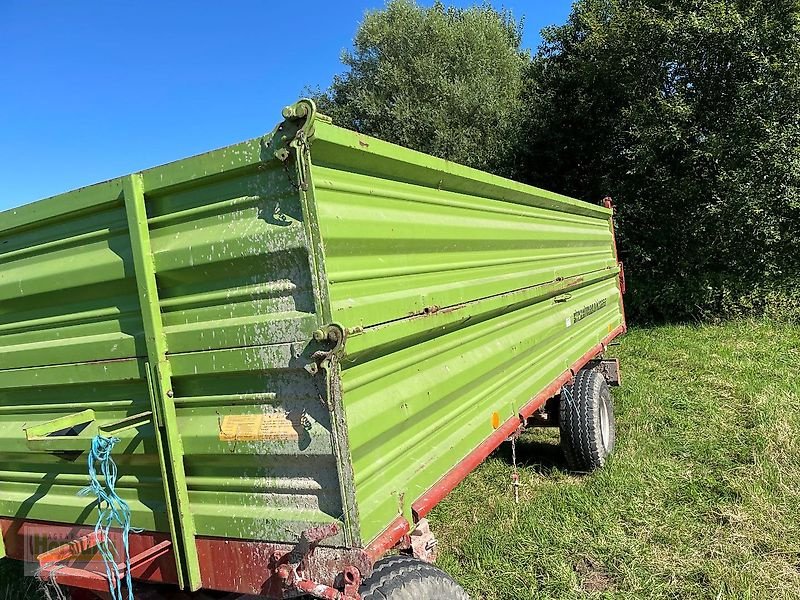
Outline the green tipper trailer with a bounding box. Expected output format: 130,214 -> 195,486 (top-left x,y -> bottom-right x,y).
0,99 -> 626,599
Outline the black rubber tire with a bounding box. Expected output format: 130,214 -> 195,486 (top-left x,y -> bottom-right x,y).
559,368 -> 616,472
360,554 -> 470,599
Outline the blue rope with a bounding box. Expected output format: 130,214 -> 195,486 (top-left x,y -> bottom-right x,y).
79,435 -> 140,600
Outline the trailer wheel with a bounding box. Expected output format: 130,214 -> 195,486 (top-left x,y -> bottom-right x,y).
360,554 -> 470,599
559,368 -> 615,472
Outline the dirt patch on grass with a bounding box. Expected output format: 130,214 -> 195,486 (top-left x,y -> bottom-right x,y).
575,556 -> 615,593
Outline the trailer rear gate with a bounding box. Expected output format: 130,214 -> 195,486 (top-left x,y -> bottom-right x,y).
0,99 -> 625,598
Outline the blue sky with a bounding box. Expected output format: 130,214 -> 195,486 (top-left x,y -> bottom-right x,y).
0,1 -> 573,211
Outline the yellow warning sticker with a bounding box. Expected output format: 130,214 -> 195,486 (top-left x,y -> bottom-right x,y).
219,414 -> 299,442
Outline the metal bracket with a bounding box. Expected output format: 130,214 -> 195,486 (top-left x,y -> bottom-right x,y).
312,323 -> 346,355
273,524 -> 363,600
527,396 -> 561,427
24,410 -> 153,452
409,518 -> 438,563
36,531 -> 173,594
274,98 -> 326,191
585,358 -> 622,386
306,323 -> 348,375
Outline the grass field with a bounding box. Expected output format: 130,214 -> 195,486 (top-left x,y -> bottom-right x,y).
1,320 -> 799,599
433,320 -> 800,599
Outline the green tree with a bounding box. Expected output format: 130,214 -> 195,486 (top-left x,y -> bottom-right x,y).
315,0 -> 800,322
524,0 -> 800,321
312,0 -> 528,177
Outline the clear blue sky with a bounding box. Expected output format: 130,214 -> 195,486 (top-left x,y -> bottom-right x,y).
0,1 -> 572,211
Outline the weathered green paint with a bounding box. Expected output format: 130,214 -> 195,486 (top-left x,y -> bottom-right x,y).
144,362 -> 184,587
0,100 -> 624,569
300,113 -> 624,542
123,173 -> 201,591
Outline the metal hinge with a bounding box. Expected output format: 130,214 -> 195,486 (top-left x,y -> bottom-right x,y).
305,324 -> 347,376
274,99 -> 323,191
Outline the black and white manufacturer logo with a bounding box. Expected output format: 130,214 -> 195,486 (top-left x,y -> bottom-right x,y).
571,298 -> 607,325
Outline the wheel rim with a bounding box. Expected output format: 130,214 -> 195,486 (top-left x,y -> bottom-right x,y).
599,397 -> 611,451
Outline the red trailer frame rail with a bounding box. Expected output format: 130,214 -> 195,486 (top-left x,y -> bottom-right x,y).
0,518 -> 371,599
0,519 -> 178,590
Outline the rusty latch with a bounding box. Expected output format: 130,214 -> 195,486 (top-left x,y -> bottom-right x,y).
274,524 -> 362,600
305,324 -> 347,375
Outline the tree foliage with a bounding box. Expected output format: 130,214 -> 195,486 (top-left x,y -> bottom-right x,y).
311,0 -> 528,176
314,0 -> 800,322
525,0 -> 800,321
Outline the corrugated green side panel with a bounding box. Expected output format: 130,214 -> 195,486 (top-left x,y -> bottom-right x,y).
0,137 -> 348,545
307,122 -> 625,543
1,103 -> 624,557
0,179 -> 143,368
140,143 -> 346,544
0,180 -> 164,529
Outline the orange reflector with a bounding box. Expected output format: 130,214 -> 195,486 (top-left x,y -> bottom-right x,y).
491,412 -> 500,429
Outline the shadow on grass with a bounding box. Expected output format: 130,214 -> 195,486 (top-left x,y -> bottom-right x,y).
493,434 -> 568,475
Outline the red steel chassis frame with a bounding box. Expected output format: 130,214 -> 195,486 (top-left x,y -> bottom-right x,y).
1,208 -> 627,599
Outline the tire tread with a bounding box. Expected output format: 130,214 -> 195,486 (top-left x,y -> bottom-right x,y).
360,555 -> 469,599
559,368 -> 615,472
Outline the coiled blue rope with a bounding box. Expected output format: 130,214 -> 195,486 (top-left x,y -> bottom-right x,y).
79,435 -> 140,600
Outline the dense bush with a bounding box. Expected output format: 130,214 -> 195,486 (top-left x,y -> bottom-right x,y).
524,0 -> 800,322
313,0 -> 800,323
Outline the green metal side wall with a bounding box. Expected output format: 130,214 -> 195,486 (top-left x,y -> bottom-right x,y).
307,122 -> 624,544
0,103 -> 624,568
141,148 -> 349,546
0,137 -> 351,552
0,179 -> 163,531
